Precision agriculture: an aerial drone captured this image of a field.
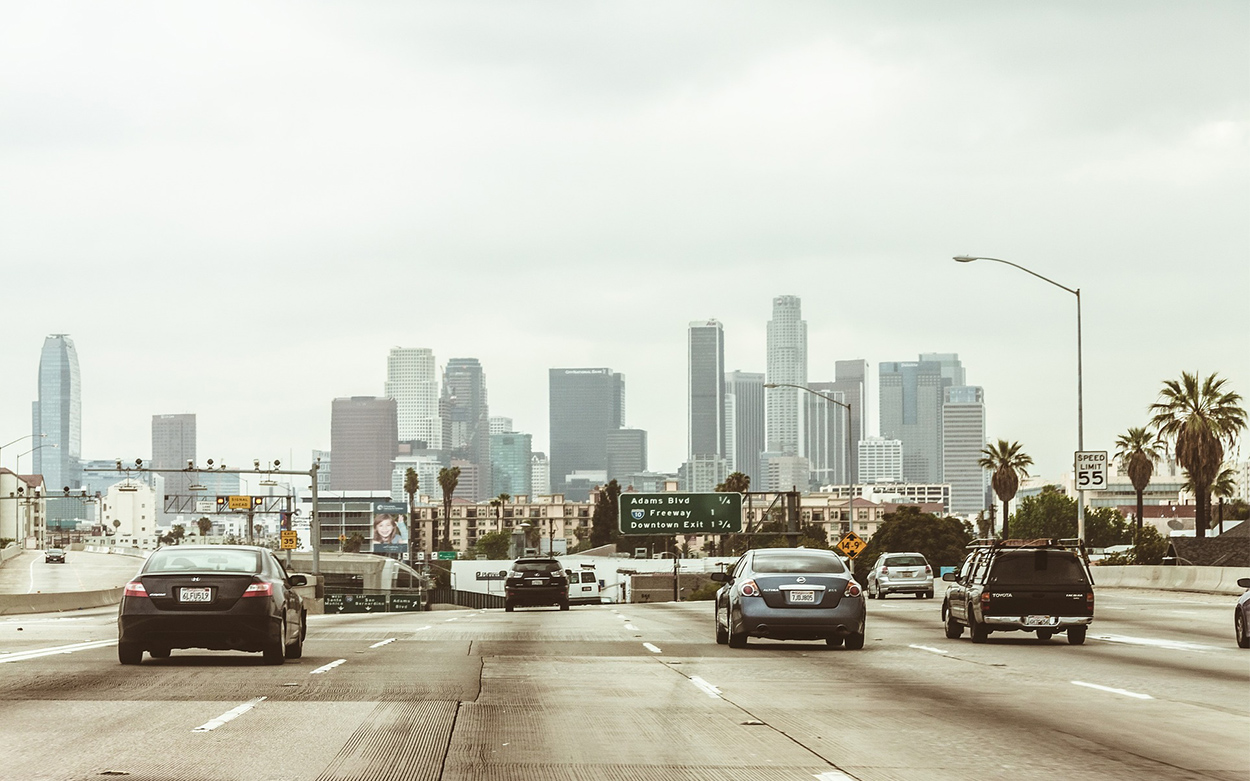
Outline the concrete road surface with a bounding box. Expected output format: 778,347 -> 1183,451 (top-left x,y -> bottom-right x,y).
0,550 -> 142,594
0,588 -> 1245,780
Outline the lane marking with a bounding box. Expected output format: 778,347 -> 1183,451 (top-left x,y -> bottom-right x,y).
27,556 -> 38,594
1071,681 -> 1152,700
310,659 -> 347,675
690,676 -> 722,699
624,624 -> 639,631
369,639 -> 396,648
908,644 -> 948,655
415,625 -> 432,631
1093,634 -> 1222,653
643,643 -> 662,654
0,639 -> 116,664
192,697 -> 267,732
445,617 -> 459,622
814,772 -> 858,781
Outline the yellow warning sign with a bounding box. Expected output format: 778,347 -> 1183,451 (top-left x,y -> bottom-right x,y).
227,495 -> 252,510
835,531 -> 867,559
280,530 -> 298,550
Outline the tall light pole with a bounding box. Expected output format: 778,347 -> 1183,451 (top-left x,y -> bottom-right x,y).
16,443 -> 57,476
764,383 -> 855,539
953,255 -> 1085,542
0,433 -> 45,471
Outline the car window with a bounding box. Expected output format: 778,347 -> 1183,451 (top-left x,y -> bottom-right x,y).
957,555 -> 975,582
146,549 -> 261,574
970,553 -> 991,585
731,557 -> 747,578
990,551 -> 1088,584
751,552 -> 846,574
882,555 -> 926,567
513,560 -> 561,574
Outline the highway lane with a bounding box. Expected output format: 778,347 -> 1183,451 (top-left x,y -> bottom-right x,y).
0,549 -> 143,594
0,589 -> 1245,780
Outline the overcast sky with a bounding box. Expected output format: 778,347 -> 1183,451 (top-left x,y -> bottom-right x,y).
1,1 -> 1246,486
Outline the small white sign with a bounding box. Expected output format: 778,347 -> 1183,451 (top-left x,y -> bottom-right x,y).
1075,451 -> 1108,491
195,500 -> 216,513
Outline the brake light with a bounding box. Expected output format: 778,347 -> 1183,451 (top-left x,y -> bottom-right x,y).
123,580 -> 147,597
1086,591 -> 1094,614
844,580 -> 862,598
981,592 -> 992,608
242,582 -> 273,598
880,566 -> 889,575
924,565 -> 932,575
738,579 -> 760,597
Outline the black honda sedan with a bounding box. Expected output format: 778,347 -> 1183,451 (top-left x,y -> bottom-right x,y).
117,545 -> 308,665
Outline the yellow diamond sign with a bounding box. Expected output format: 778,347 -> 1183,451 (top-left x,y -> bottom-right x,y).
835,531 -> 866,559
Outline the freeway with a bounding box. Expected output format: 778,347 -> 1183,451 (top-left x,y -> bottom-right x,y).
0,588 -> 1245,780
0,549 -> 142,595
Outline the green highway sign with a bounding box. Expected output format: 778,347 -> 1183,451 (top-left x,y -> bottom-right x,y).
619,492 -> 743,536
437,551 -> 458,560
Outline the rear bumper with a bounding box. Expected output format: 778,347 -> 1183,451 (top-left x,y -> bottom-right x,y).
118,597 -> 281,652
878,578 -> 932,593
983,615 -> 1093,630
505,586 -> 566,606
737,599 -> 866,640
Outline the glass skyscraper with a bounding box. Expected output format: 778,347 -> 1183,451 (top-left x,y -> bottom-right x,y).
548,368 -> 624,493
766,296 -> 807,458
33,334 -> 81,493
688,320 -> 726,460
442,358 -> 491,500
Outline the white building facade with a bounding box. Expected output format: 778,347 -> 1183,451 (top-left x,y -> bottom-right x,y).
385,347 -> 443,449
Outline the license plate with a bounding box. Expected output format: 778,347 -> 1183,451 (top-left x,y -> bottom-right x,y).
1024,615 -> 1053,626
582,586 -> 593,592
528,579 -> 545,586
788,590 -> 815,604
179,587 -> 212,603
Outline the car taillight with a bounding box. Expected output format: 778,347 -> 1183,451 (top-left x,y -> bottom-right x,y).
981,592 -> 992,608
1086,591 -> 1094,613
242,582 -> 273,598
844,580 -> 862,598
924,565 -> 932,574
880,566 -> 889,575
738,579 -> 760,597
123,580 -> 147,597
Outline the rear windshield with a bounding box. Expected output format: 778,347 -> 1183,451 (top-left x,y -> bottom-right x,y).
146,549 -> 261,574
513,560 -> 562,574
989,550 -> 1087,584
882,555 -> 926,567
752,552 -> 846,574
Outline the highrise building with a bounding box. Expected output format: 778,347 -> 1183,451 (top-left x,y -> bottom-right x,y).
725,370 -> 765,487
688,320 -> 726,460
766,296 -> 807,459
920,353 -> 966,387
681,454 -> 730,492
489,417 -> 514,435
548,368 -> 624,493
858,437 -> 904,484
329,397 -> 398,491
32,334 -> 81,493
759,452 -> 810,493
805,383 -> 848,488
152,414 -> 196,512
530,452 -> 551,497
490,431 -> 532,498
606,428 -> 648,483
385,348 -> 442,449
442,358 -> 491,500
879,358 -> 959,483
832,360 -> 868,482
943,386 -> 988,515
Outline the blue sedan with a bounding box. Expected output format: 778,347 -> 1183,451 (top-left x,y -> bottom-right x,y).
713,548 -> 866,649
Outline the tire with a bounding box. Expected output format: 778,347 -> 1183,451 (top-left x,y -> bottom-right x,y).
844,630 -> 865,650
263,620 -> 287,665
944,609 -> 963,639
1236,610 -> 1249,649
1067,625 -> 1087,645
826,636 -> 844,648
559,600 -> 570,611
925,590 -> 935,599
727,610 -> 747,648
715,608 -> 729,645
970,614 -> 989,644
285,614 -> 304,659
1037,630 -> 1053,641
504,601 -> 514,613
149,648 -> 171,659
914,592 -> 924,599
118,643 -> 143,665
867,581 -> 877,600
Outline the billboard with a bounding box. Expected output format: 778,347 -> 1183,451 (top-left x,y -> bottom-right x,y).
371,501 -> 409,555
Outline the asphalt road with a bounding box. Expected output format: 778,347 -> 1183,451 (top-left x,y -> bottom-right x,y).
0,550 -> 143,594
0,588 -> 1245,781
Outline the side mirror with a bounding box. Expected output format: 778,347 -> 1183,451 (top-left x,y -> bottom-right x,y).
942,572 -> 958,582
710,572 -> 730,583
289,574 -> 308,587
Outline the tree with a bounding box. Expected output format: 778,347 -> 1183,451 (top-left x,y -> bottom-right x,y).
404,467 -> 420,565
1100,525 -> 1169,566
715,472 -> 750,493
590,480 -> 623,548
196,516 -> 213,537
472,530 -> 512,560
1010,485 -> 1131,548
437,466 -> 460,550
1149,371 -> 1246,537
344,532 -> 364,553
1114,426 -> 1163,554
978,440 -> 1033,539
1185,466 -> 1238,535
857,506 -> 974,576
170,524 -> 186,542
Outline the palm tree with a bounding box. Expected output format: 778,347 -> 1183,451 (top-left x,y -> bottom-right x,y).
1183,466 -> 1238,535
437,466 -> 460,550
491,493 -> 511,525
1114,426 -> 1164,555
1149,372 -> 1246,538
403,467 -> 420,566
978,440 -> 1033,539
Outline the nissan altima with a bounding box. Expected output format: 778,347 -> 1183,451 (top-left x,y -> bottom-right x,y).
117,545 -> 308,665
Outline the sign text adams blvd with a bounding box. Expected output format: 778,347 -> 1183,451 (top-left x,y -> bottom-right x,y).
618,492 -> 743,535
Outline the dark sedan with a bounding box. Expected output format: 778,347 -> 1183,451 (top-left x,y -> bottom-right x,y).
117,545 -> 307,665
1236,577 -> 1250,649
44,548 -> 66,564
712,548 -> 866,649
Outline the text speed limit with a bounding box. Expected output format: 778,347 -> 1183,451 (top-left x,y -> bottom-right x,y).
1075,451 -> 1108,490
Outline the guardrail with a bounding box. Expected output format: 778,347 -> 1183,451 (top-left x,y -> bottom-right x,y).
431,587 -> 505,609
1092,565 -> 1250,595
0,587 -> 123,616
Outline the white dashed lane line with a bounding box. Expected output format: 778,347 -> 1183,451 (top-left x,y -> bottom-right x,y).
310,659 -> 347,675
1093,634 -> 1223,653
1071,681 -> 1153,700
643,643 -> 662,654
0,639 -> 116,664
689,677 -> 722,699
369,638 -> 396,648
908,644 -> 948,655
192,697 -> 267,733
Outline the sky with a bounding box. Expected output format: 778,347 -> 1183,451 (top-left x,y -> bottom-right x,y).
1,1 -> 1247,486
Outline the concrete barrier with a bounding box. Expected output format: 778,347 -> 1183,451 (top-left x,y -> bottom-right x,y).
1092,566 -> 1250,595
0,587 -> 123,615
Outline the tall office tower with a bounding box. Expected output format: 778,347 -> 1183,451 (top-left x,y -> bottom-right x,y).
804,383 -> 848,488
920,353 -> 966,387
688,320 -> 726,460
152,414 -> 196,515
312,449 -> 332,491
490,431 -> 532,498
548,368 -> 625,493
530,452 -> 551,497
442,358 -> 491,500
766,296 -> 807,459
943,386 -> 988,515
879,360 -> 952,483
489,417 -> 513,436
32,335 -> 82,490
725,370 -> 766,487
329,397 -> 398,491
858,437 -> 904,484
385,347 -> 442,449
832,360 -> 868,482
606,428 -> 648,482
681,454 -> 729,492
759,452 -> 810,492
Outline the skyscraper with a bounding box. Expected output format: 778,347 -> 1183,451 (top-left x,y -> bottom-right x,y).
442,358 -> 491,500
607,428 -> 648,482
385,348 -> 442,449
329,397 -> 398,491
943,386 -> 988,515
832,359 -> 868,482
805,382 -> 848,488
490,431 -> 532,498
766,296 -> 807,458
725,370 -> 765,487
879,356 -> 963,484
33,335 -> 81,494
688,320 -> 726,460
549,368 -> 624,492
152,414 -> 196,512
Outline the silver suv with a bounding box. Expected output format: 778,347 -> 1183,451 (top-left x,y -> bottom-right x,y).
866,552 -> 934,599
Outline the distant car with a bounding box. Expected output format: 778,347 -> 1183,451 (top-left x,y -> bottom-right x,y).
44,548 -> 66,564
566,567 -> 601,605
866,552 -> 934,599
1235,578 -> 1250,649
942,538 -> 1094,644
117,544 -> 307,665
712,547 -> 866,649
504,557 -> 569,611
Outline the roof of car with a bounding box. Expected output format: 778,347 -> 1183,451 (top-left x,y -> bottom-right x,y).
154,544 -> 269,552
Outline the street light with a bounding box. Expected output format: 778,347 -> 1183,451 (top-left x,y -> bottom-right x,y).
16,443 -> 57,476
953,255 -> 1086,542
764,383 -> 855,538
0,433 -> 45,470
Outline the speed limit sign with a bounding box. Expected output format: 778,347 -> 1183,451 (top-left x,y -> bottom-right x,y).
1075,451 -> 1108,490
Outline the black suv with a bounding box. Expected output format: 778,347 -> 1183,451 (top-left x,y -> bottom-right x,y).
942,538 -> 1094,645
504,558 -> 569,612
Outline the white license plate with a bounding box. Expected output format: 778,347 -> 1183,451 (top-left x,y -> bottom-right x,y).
179,587 -> 212,603
582,586 -> 593,592
788,590 -> 816,604
1024,615 -> 1053,626
528,579 -> 545,586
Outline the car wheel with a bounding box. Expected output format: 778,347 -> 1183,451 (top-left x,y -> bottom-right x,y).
914,592 -> 924,599
844,629 -> 865,650
263,620 -> 287,665
1236,610 -> 1249,649
1037,630 -> 1053,641
825,636 -> 844,648
715,608 -> 729,645
1067,625 -> 1087,645
727,609 -> 747,648
944,609 -> 963,639
149,647 -> 171,659
559,600 -> 570,611
285,616 -> 304,659
504,601 -> 514,613
118,643 -> 142,665
866,581 -> 876,599
925,590 -> 935,599
970,614 -> 989,644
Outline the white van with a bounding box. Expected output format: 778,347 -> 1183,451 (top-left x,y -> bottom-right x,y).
566,567 -> 601,605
